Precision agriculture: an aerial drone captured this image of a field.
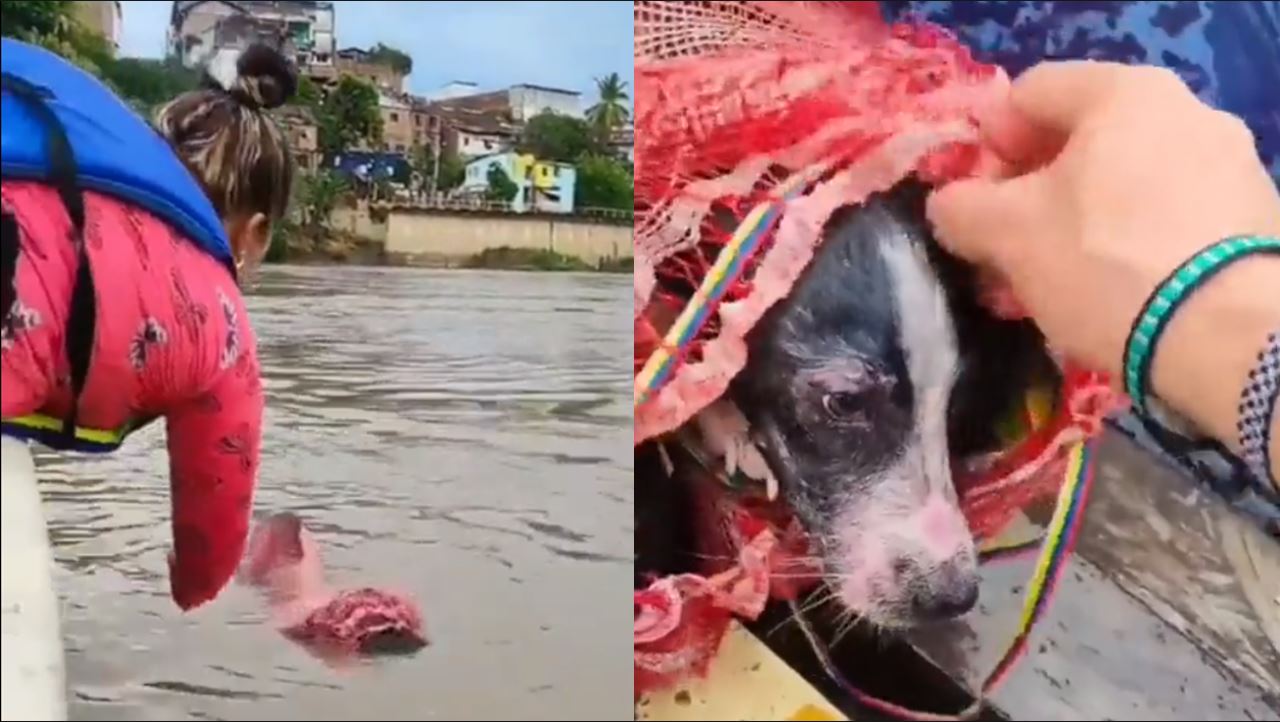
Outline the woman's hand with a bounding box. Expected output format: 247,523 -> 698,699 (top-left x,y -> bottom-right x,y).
927,60 -> 1280,477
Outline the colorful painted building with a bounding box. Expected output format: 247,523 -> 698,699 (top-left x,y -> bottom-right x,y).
462,152 -> 577,214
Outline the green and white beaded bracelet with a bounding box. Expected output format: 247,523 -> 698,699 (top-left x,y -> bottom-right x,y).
1123,235 -> 1280,414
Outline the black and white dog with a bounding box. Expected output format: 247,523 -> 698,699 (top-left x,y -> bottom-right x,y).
637,178 -> 1054,630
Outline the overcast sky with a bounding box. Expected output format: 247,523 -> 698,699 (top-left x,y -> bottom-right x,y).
118,1 -> 633,102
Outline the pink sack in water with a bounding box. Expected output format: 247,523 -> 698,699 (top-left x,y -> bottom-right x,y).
240,512 -> 428,664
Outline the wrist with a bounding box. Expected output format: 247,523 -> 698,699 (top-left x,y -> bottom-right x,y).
1148,255 -> 1280,451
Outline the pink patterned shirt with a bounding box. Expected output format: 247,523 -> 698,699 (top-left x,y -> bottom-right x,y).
1,180 -> 262,610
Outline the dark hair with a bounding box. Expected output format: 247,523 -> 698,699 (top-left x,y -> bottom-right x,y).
154,44 -> 297,221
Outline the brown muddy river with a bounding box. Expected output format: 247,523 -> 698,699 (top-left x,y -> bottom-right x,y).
33,266 -> 634,721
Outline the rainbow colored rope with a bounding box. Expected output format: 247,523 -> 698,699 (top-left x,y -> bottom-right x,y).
634,169 -> 819,408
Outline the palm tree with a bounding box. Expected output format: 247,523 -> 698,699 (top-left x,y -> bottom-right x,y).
586,72 -> 631,146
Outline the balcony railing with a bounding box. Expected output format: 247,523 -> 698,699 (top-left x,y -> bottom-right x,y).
371,197 -> 633,221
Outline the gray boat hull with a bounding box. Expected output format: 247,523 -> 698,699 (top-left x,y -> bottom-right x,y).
909,430 -> 1280,720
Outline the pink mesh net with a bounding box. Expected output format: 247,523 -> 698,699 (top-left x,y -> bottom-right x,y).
635,473 -> 818,696
633,1 -> 1012,444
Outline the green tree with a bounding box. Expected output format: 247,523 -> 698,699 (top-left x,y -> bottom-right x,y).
52,20 -> 114,78
574,154 -> 633,212
297,170 -> 348,230
1,0 -> 71,42
103,58 -> 199,114
2,0 -> 114,78
315,76 -> 383,162
266,220 -> 294,262
518,112 -> 596,163
410,142 -> 465,195
367,43 -> 413,76
2,1 -> 198,111
586,72 -> 630,144
437,151 -> 467,192
410,141 -> 433,197
485,164 -> 519,204
294,74 -> 323,108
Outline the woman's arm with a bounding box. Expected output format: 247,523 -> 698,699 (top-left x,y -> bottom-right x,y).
164,358 -> 263,610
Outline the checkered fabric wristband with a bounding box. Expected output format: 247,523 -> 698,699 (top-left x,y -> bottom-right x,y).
1239,330 -> 1280,488
1124,235 -> 1280,414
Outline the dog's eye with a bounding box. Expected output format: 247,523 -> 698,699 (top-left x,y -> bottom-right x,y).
822,391 -> 867,421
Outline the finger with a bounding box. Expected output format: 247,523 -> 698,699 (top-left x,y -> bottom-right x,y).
925,174 -> 1041,267
977,99 -> 1067,170
1008,60 -> 1131,135
1010,60 -> 1196,137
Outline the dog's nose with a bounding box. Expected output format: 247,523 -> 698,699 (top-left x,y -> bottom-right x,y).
910,558 -> 979,620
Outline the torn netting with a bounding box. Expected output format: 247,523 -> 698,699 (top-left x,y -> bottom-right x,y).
634,1 -> 1011,444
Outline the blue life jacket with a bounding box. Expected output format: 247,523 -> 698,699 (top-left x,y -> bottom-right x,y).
0,37 -> 234,267
0,37 -> 233,451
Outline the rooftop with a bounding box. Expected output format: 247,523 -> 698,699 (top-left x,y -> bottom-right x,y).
511,83 -> 581,96
171,0 -> 334,25
416,89 -> 508,110
414,90 -> 519,135
430,106 -> 519,136
465,151 -> 575,168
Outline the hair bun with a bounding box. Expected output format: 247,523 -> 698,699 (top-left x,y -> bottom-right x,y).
203,44 -> 297,110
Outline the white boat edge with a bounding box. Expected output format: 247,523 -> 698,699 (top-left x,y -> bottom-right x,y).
1,434 -> 68,721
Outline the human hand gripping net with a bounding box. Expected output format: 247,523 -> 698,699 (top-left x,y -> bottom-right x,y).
632,2 -> 1124,716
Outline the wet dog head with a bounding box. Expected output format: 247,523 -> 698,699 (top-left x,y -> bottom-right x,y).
731,180 -> 1038,628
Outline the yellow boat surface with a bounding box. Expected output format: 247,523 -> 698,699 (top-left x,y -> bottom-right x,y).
636,620 -> 847,721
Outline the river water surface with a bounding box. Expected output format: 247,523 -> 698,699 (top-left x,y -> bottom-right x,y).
34,266 -> 633,721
